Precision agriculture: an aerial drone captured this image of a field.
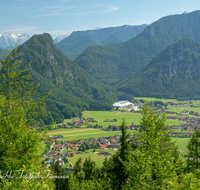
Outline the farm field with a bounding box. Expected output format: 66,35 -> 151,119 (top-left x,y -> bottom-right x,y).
134,97 -> 178,103
61,130 -> 133,142
48,127 -> 135,142
171,137 -> 190,151
81,111 -> 183,128
165,119 -> 182,126
167,106 -> 200,113
67,153 -> 106,168
82,111 -> 141,127
48,128 -> 103,136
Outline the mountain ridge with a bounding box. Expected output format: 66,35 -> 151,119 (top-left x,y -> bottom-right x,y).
56,24 -> 147,60
74,10 -> 200,85
118,38 -> 200,99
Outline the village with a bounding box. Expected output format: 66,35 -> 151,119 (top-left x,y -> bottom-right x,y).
40,134 -> 132,169
39,100 -> 200,169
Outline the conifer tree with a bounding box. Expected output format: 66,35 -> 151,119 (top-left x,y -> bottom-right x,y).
74,158 -> 83,176
51,160 -> 69,190
186,129 -> 200,172
100,119 -> 131,189
82,157 -> 98,180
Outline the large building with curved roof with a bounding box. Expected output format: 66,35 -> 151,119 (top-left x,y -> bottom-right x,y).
112,100 -> 133,108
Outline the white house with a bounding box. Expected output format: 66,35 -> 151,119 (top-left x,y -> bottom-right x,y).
112,101 -> 133,108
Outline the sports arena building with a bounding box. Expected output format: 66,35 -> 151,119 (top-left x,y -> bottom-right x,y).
112,100 -> 133,108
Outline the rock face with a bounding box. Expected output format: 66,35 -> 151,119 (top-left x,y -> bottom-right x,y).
0,33 -> 31,49
117,38 -> 200,99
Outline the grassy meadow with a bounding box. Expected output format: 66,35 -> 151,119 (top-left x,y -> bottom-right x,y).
134,97 -> 178,103
63,148 -> 117,168
171,137 -> 190,151
67,153 -> 106,168
48,128 -> 134,142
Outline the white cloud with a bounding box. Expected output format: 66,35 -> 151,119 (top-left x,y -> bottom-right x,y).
105,5 -> 119,12
34,5 -> 78,17
74,4 -> 119,16
34,12 -> 69,17
60,0 -> 71,2
1,27 -> 38,33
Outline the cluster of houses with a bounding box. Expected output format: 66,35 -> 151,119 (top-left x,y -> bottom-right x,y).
61,117 -> 98,128
164,111 -> 200,137
165,102 -> 189,106
40,134 -> 139,167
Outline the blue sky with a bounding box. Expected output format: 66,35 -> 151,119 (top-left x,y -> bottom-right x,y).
1,0 -> 200,39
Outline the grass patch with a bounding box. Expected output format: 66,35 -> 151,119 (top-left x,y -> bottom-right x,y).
167,106 -> 200,113
67,153 -> 105,168
86,149 -> 118,154
82,111 -> 141,127
48,128 -> 103,136
63,131 -> 128,141
171,137 -> 190,151
134,97 -> 177,103
165,120 -> 182,126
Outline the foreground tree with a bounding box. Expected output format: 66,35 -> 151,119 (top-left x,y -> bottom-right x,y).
108,119 -> 131,189
74,158 -> 83,176
0,47 -> 54,189
82,157 -> 99,180
186,129 -> 200,172
51,160 -> 69,190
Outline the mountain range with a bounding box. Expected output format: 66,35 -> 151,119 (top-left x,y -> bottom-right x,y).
56,24 -> 147,60
74,10 -> 200,86
3,10 -> 200,123
0,33 -> 31,49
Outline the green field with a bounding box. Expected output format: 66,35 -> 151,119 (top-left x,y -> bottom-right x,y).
82,111 -> 141,127
171,137 -> 190,151
167,106 -> 200,113
62,130 -> 132,142
48,128 -> 103,136
165,119 -> 182,126
67,153 -> 106,168
81,111 -> 183,128
134,97 -> 178,103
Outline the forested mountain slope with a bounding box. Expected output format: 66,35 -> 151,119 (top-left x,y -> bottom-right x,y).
75,10 -> 200,85
56,24 -> 147,60
15,33 -> 116,123
118,38 -> 200,99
